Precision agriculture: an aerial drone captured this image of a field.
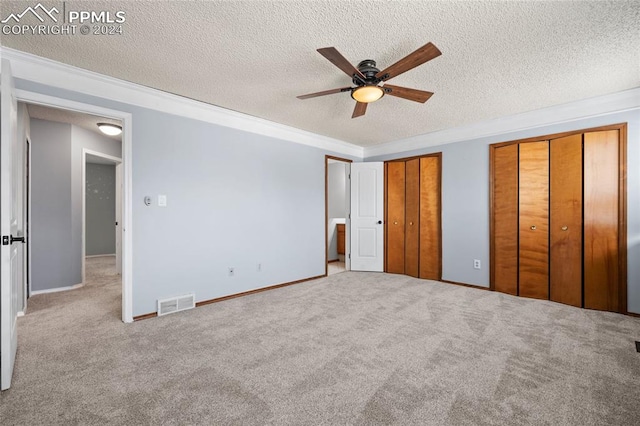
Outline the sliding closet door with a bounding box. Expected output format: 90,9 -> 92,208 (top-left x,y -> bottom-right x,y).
386,161 -> 406,274
419,156 -> 441,280
405,159 -> 420,277
550,135 -> 583,307
584,130 -> 619,312
518,141 -> 549,300
493,145 -> 519,295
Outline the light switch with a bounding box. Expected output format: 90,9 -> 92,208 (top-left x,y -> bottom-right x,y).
158,195 -> 167,207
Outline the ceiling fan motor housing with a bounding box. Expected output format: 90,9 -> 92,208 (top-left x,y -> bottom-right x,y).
353,59 -> 381,86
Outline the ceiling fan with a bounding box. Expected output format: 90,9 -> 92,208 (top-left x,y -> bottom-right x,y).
297,42 -> 441,118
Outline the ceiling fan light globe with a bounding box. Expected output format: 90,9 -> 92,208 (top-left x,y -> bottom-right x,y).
351,86 -> 384,103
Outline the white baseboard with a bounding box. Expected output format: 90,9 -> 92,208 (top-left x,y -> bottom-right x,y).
31,283 -> 84,296
85,254 -> 116,258
17,311 -> 25,317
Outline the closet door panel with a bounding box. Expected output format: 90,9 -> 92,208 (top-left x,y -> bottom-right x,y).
518,141 -> 549,300
405,159 -> 420,277
550,135 -> 583,307
419,156 -> 441,280
386,161 -> 406,274
493,144 -> 519,295
584,130 -> 619,311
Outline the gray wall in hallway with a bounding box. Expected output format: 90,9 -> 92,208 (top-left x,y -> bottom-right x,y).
30,119 -> 73,292
30,118 -> 121,291
367,109 -> 640,314
86,164 -> 116,256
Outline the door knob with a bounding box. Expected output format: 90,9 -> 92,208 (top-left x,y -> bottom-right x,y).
377,220 -> 382,224
530,225 -> 537,230
393,221 -> 398,225
561,226 -> 568,231
409,221 -> 413,226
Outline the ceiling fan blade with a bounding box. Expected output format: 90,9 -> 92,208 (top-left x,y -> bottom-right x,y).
352,102 -> 367,118
383,84 -> 434,103
297,87 -> 352,100
317,47 -> 366,80
376,42 -> 441,81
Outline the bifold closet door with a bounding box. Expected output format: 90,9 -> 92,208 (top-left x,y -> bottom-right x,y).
386,161 -> 405,274
493,145 -> 519,295
518,141 -> 549,300
405,159 -> 420,277
419,156 -> 440,280
584,130 -> 620,312
549,134 -> 583,307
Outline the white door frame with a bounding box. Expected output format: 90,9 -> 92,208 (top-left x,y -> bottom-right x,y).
16,89 -> 134,323
82,149 -> 122,284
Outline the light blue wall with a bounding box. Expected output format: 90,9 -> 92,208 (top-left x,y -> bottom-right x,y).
367,110 -> 640,314
16,79 -> 359,316
18,79 -> 638,315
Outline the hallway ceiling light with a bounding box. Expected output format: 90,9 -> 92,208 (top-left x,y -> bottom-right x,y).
97,123 -> 122,136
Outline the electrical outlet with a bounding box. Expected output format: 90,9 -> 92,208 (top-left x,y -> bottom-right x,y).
473,259 -> 481,270
228,267 -> 234,276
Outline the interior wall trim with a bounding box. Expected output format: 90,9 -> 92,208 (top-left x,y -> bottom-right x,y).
1,47 -> 364,159
365,87 -> 640,158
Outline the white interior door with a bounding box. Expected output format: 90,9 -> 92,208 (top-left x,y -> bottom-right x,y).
1,59 -> 21,390
350,162 -> 384,271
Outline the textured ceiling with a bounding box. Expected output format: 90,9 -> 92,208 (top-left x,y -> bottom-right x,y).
3,1 -> 639,147
27,103 -> 122,142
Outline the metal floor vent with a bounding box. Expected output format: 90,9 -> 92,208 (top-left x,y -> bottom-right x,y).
157,294 -> 195,316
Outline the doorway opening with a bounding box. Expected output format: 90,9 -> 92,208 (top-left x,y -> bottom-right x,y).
14,91 -> 133,323
325,156 -> 352,276
83,149 -> 123,284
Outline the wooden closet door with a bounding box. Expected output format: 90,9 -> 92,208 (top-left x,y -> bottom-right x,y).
518,141 -> 549,300
419,156 -> 441,280
584,130 -> 619,312
550,134 -> 583,307
405,159 -> 420,277
493,144 -> 519,295
386,161 -> 405,274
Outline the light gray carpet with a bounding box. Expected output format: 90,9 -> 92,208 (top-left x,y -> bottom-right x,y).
2,257 -> 639,425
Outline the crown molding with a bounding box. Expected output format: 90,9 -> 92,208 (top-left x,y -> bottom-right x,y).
364,87 -> 640,158
1,47 -> 364,159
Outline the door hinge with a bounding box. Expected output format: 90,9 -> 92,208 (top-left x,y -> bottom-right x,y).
348,253 -> 351,259
348,174 -> 351,179
348,213 -> 350,219
2,236 -> 8,245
